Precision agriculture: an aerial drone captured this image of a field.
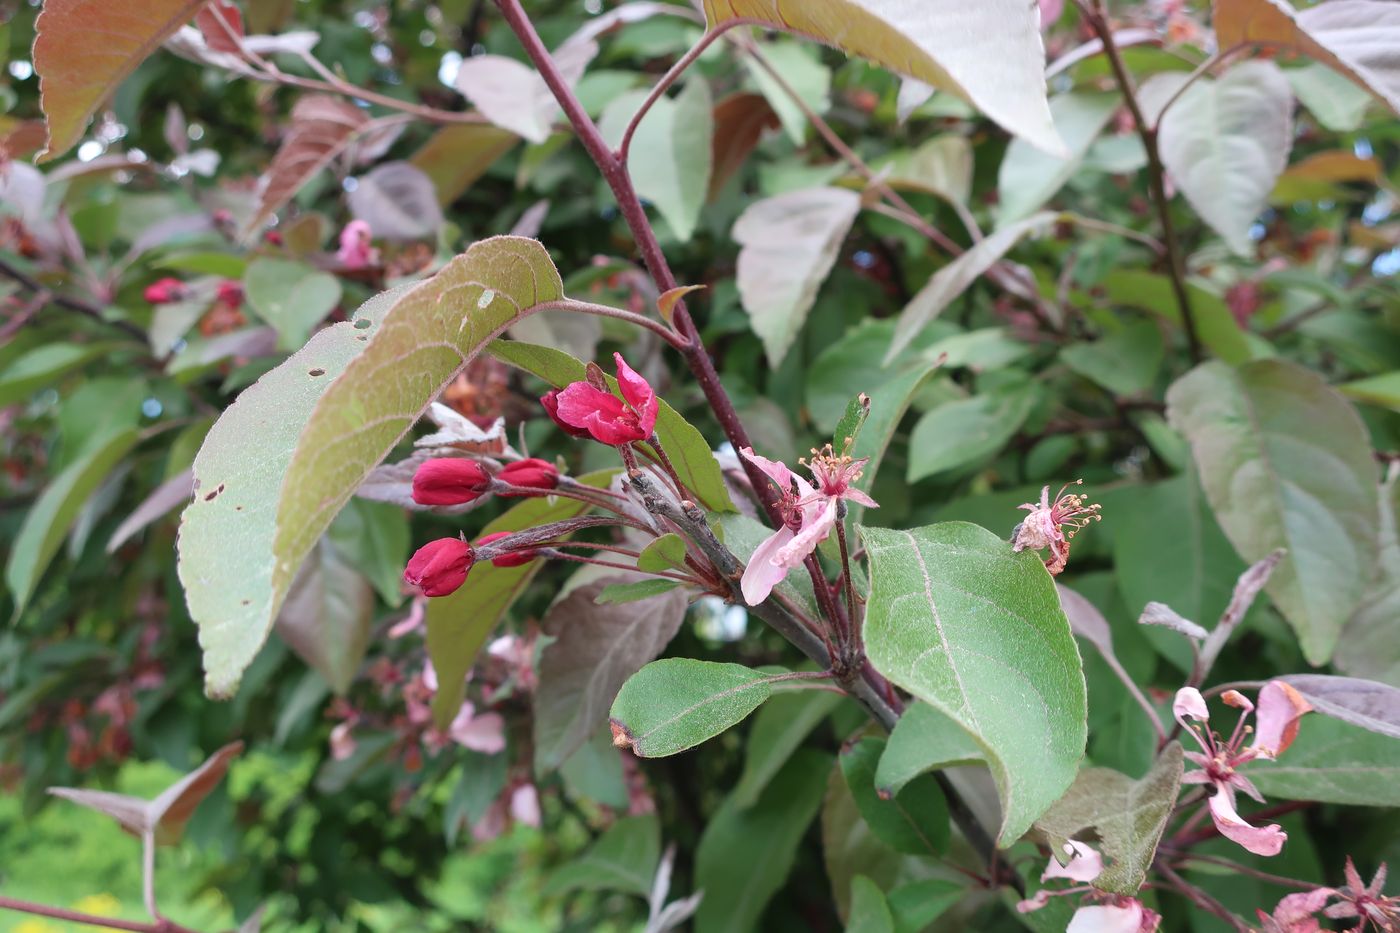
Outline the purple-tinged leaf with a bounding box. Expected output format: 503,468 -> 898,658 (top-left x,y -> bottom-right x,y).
1058,583 -> 1113,657
347,161 -> 445,242
107,468 -> 194,553
1138,602 -> 1208,641
1280,674 -> 1400,741
1200,549 -> 1286,677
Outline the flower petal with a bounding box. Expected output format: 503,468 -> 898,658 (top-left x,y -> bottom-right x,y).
449,707 -> 506,754
1067,903 -> 1144,933
1042,840 -> 1104,883
1209,787 -> 1287,856
1251,680 -> 1312,760
1173,687 -> 1210,730
845,488 -> 879,509
774,497 -> 837,568
740,446 -> 793,490
613,352 -> 658,436
740,526 -> 795,606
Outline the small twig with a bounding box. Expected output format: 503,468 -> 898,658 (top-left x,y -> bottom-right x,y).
1102,651 -> 1167,743
0,255 -> 146,341
1078,0 -> 1202,362
1156,861 -> 1251,932
0,289 -> 48,343
0,896 -> 199,933
1168,851 -> 1325,890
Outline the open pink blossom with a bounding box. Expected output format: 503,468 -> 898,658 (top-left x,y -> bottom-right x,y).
552,353 -> 658,444
1174,683 -> 1311,857
738,446 -> 877,606
1012,480 -> 1101,575
1325,857 -> 1400,930
1257,887 -> 1335,933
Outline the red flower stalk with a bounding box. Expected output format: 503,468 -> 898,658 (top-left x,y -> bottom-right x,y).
412,457 -> 491,506
496,458 -> 559,495
475,531 -> 538,568
552,352 -> 658,445
540,388 -> 593,438
144,277 -> 187,304
404,538 -> 475,597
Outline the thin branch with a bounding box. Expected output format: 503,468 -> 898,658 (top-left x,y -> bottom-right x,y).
0,255 -> 147,341
533,298 -> 690,350
0,896 -> 199,933
1102,650 -> 1167,743
1078,0 -> 1202,362
1148,47 -> 1249,131
1168,851 -> 1325,890
1156,862 -> 1251,933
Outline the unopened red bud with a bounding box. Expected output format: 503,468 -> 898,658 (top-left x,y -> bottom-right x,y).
540,389 -> 592,438
475,531 -> 537,568
404,537 -> 474,597
144,277 -> 187,304
497,458 -> 559,495
412,457 -> 491,506
216,280 -> 244,307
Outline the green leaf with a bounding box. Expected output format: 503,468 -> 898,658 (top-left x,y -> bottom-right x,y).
694,748 -> 832,933
274,537 -> 374,695
428,469 -> 615,728
1287,63 -> 1373,132
1139,60 -> 1294,256
1247,715 -> 1400,807
1032,743 -> 1183,895
636,533 -> 689,573
734,689 -> 843,807
180,238 -> 568,698
874,136 -> 973,204
1336,474 -> 1400,687
703,0 -> 1062,155
846,876 -> 894,933
996,93 -> 1117,226
0,342 -> 127,407
906,385 -> 1039,481
243,257 -> 344,350
743,39 -> 831,143
733,186 -> 862,366
1096,269 -> 1252,365
862,522 -> 1088,846
535,579 -> 689,771
1060,320 -> 1164,397
841,736 -> 949,857
595,578 -> 683,605
543,814 -> 660,899
886,212 -> 1058,362
7,426 -> 141,619
875,702 -> 984,796
1339,371 -> 1400,413
489,339 -> 734,512
887,880 -> 963,933
833,393 -> 872,455
598,78 -> 713,242
610,659 -> 774,758
1166,359 -> 1380,664
806,318 -> 957,434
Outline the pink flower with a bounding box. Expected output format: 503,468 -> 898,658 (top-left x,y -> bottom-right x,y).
1067,898 -> 1160,933
404,537 -> 475,597
337,219 -> 378,268
446,702 -> 506,754
329,721 -> 357,761
1324,858 -> 1400,930
1012,480 -> 1101,575
1257,887 -> 1335,933
540,388 -> 592,438
552,353 -> 658,445
1174,683 -> 1311,857
144,277 -> 187,304
738,445 -> 877,606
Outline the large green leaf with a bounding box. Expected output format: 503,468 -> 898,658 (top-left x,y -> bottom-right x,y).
610,659 -> 774,758
1247,715 -> 1400,807
427,469 -> 615,727
1166,359 -> 1380,664
906,384 -> 1040,481
1139,60 -> 1294,256
599,79 -> 713,242
875,701 -> 984,796
534,579 -> 689,770
543,814 -> 660,899
862,522 -> 1088,846
181,237 -> 566,698
693,748 -> 832,933
701,0 -> 1063,155
243,257 -> 343,350
7,427 -> 141,619
1031,743 -> 1183,895
488,339 -> 734,512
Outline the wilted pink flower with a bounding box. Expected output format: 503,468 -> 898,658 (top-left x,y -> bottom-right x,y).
1042,839 -> 1105,883
552,353 -> 658,445
1257,887 -> 1335,933
1012,480 -> 1101,575
1325,858 -> 1400,930
337,219 -> 378,268
738,445 -> 878,605
1174,683 -> 1311,857
216,280 -> 243,307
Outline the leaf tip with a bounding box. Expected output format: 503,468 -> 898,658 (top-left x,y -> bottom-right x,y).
609,718 -> 635,752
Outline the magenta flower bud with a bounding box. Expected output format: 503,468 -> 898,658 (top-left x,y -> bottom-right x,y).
540,389 -> 593,439
496,458 -> 559,496
144,277 -> 187,304
404,538 -> 475,597
475,531 -> 537,568
412,457 -> 491,506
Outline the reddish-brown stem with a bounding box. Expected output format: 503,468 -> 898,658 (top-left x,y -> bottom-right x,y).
534,298 -> 690,350
1166,851 -> 1325,890
0,897 -> 198,933
537,549 -> 700,583
1156,862 -> 1251,933
1079,0 -> 1202,363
